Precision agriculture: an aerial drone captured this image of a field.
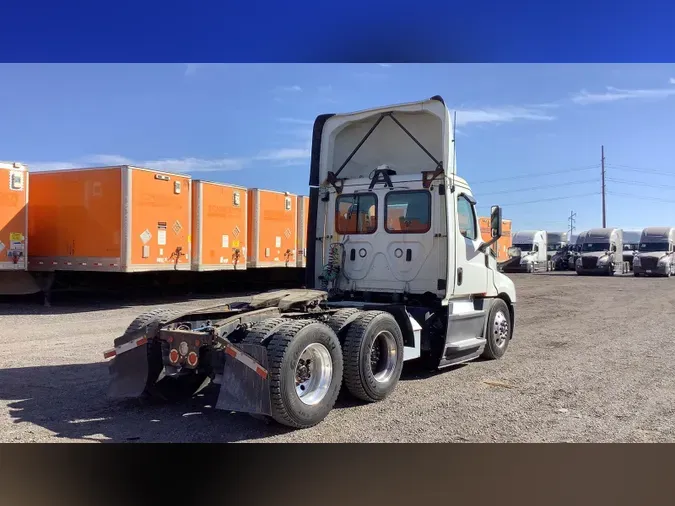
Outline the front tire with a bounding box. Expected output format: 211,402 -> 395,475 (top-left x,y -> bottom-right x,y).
266,320 -> 343,429
342,311 -> 405,403
481,299 -> 512,360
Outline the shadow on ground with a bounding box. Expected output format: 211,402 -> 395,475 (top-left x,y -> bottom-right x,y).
0,357 -> 463,442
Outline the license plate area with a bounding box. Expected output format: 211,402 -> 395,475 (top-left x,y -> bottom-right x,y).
159,329 -> 211,369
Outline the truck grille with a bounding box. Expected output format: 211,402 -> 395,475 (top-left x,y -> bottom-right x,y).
582,257 -> 597,269
640,257 -> 658,270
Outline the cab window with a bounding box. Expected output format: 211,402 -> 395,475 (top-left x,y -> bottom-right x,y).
384,190 -> 431,234
457,195 -> 477,240
335,193 -> 377,234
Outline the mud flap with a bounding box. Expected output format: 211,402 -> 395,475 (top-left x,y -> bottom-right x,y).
215,343 -> 272,416
107,330 -> 154,399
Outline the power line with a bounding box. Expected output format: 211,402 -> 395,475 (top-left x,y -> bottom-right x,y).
471,164 -> 600,185
606,191 -> 675,204
606,177 -> 675,190
478,178 -> 599,196
605,163 -> 675,178
496,192 -> 600,207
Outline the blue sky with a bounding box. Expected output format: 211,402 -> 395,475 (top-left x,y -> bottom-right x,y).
2,63 -> 675,233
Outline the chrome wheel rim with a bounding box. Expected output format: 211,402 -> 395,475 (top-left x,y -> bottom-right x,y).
370,330 -> 398,383
295,343 -> 333,406
493,311 -> 509,347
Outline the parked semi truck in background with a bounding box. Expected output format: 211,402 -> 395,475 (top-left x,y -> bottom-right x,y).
500,230 -> 548,273
575,228 -> 623,276
622,230 -> 642,271
545,231 -> 568,261
104,96 -> 517,429
632,227 -> 675,277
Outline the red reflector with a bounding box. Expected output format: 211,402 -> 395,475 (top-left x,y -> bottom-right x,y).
136,336 -> 148,346
167,336 -> 174,343
256,366 -> 268,379
103,350 -> 116,359
195,339 -> 201,347
225,346 -> 237,358
187,352 -> 198,367
169,349 -> 179,363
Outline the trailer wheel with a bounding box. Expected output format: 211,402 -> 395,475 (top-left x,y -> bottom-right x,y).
326,308 -> 361,342
267,320 -> 343,428
342,311 -> 405,403
481,299 -> 512,360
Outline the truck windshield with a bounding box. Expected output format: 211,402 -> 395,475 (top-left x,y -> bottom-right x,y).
548,243 -> 563,252
624,244 -> 636,251
638,242 -> 669,252
512,243 -> 532,250
582,243 -> 610,252
335,193 -> 378,234
385,190 -> 431,234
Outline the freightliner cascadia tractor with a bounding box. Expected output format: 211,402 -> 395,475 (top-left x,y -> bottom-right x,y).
103,97 -> 517,429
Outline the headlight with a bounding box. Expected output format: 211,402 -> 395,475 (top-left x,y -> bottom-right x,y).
597,257 -> 607,265
634,257 -> 641,266
576,258 -> 582,266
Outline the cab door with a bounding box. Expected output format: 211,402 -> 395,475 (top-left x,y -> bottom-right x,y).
453,192 -> 489,296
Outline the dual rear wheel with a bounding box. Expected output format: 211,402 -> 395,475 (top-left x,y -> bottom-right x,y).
255,310 -> 405,428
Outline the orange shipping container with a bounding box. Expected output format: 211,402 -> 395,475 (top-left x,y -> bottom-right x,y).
479,217 -> 512,263
247,189 -> 297,268
296,195 -> 309,268
28,166 -> 192,272
0,162 -> 28,271
192,180 -> 248,271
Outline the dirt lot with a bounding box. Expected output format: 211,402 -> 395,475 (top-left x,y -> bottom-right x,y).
0,271 -> 674,443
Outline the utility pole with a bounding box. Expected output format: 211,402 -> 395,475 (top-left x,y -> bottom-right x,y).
568,210 -> 576,237
601,145 -> 606,227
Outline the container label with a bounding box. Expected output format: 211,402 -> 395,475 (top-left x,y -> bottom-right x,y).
9,171 -> 24,191
173,220 -> 183,235
9,232 -> 24,242
232,239 -> 240,248
275,236 -> 281,248
9,241 -> 24,252
140,229 -> 152,244
157,230 -> 167,246
222,235 -> 229,248
0,241 -> 4,253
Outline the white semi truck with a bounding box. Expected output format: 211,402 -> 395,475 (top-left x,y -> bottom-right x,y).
103,97 -> 517,429
546,231 -> 568,261
575,228 -> 623,276
632,227 -> 675,277
501,230 -> 548,273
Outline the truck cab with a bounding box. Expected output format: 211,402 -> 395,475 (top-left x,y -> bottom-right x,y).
633,227 -> 675,277
622,230 -> 642,269
500,230 -> 548,273
575,228 -> 623,276
105,96 -> 517,430
546,231 -> 568,261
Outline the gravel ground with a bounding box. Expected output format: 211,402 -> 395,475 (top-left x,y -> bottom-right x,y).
0,271 -> 674,443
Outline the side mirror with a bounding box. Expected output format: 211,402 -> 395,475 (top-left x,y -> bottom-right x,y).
490,205 -> 502,239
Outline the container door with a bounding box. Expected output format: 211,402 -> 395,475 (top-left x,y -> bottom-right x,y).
0,167 -> 27,270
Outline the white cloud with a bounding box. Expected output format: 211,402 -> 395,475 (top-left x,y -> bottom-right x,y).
276,85 -> 303,93
571,85 -> 675,105
25,147 -> 311,175
376,63 -> 392,68
670,77 -> 675,85
255,148 -> 310,162
278,117 -> 313,125
455,106 -> 556,126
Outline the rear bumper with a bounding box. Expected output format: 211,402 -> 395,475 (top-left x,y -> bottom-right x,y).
575,265 -> 610,275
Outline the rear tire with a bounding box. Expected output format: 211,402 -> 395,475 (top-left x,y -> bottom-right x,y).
481,299 -> 512,360
267,320 -> 343,428
342,311 -> 405,403
242,317 -> 288,345
326,308 -> 361,342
